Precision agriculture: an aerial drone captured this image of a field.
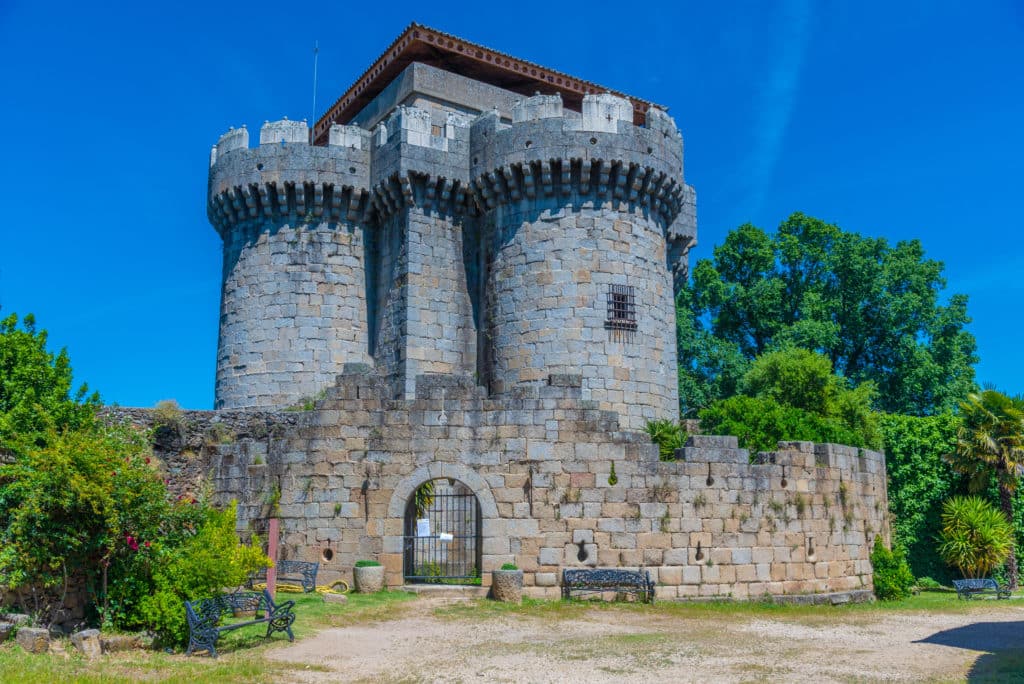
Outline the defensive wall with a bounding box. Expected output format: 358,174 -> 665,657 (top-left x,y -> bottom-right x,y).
130,368 -> 887,602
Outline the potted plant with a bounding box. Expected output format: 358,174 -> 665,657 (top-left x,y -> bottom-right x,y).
491,563 -> 523,603
353,560 -> 385,593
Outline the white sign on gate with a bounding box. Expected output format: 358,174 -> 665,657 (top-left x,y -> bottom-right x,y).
416,518 -> 431,537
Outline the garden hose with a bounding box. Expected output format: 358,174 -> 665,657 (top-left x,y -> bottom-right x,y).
251,579 -> 350,595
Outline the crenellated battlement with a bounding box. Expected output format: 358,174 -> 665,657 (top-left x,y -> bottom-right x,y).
207,119 -> 373,236
466,93 -> 691,231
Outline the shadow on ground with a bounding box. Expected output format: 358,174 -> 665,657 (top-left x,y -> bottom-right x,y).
915,620 -> 1024,682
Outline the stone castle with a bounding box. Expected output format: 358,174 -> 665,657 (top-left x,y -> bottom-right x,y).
180,24 -> 888,600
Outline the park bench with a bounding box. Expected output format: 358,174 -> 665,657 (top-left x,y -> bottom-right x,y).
249,559 -> 320,593
561,568 -> 655,603
184,589 -> 296,657
952,578 -> 1012,600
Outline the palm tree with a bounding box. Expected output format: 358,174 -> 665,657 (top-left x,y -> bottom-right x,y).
947,390 -> 1024,589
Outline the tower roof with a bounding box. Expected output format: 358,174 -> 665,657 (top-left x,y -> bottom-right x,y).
313,23 -> 662,144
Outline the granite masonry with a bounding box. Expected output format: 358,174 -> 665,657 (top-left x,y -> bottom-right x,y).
156,24 -> 888,601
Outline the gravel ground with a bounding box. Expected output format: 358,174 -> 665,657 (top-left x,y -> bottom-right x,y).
268,599 -> 1024,683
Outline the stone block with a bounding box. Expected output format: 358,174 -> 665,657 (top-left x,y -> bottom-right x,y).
17,627 -> 50,654
100,633 -> 145,653
70,629 -> 102,659
572,528 -> 594,544
0,622 -> 12,642
538,547 -> 562,565
659,566 -> 682,585
323,592 -> 349,604
663,548 -> 688,565
535,572 -> 558,587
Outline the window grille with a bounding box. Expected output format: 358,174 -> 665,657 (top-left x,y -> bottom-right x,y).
605,284 -> 637,334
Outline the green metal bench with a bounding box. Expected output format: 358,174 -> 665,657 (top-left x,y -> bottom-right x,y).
952,578 -> 1011,600
184,589 -> 295,657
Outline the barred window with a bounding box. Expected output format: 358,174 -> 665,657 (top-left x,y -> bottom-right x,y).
605,284 -> 637,331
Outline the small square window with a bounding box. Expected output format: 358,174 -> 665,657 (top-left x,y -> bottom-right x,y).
605,284 -> 637,331
431,124 -> 443,137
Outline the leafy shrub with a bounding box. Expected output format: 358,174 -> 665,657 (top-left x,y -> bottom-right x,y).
699,395 -> 866,453
152,399 -> 184,429
916,576 -> 943,590
870,536 -> 915,600
938,496 -> 1014,579
878,412 -> 963,582
500,563 -> 519,571
645,419 -> 687,461
700,348 -> 881,452
0,423 -> 162,620
354,560 -> 381,568
138,501 -> 268,646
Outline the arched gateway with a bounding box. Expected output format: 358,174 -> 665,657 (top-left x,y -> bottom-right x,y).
403,479 -> 482,583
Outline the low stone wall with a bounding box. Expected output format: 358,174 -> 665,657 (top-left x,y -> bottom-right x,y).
101,407 -> 298,499
141,368 -> 890,601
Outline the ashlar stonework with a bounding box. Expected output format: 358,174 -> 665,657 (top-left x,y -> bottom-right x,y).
128,24 -> 891,602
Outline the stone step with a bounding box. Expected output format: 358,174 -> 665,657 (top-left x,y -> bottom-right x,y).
399,584 -> 488,602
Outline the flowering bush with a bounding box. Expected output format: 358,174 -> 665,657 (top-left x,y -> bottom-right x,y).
138,501 -> 269,646
0,312 -> 268,637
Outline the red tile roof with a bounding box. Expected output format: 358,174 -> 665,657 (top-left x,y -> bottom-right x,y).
313,23 -> 661,144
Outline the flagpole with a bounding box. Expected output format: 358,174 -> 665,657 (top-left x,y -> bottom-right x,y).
311,40 -> 319,143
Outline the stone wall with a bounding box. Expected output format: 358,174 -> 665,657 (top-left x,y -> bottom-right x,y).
183,368 -> 887,601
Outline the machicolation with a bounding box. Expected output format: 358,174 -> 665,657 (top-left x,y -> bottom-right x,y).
142,23 -> 888,601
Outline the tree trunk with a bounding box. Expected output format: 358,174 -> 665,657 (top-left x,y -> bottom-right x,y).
1000,485 -> 1018,590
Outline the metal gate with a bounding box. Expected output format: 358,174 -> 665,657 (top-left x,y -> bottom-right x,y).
403,479 -> 482,584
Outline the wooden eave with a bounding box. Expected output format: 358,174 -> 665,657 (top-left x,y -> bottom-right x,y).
312,23 -> 661,144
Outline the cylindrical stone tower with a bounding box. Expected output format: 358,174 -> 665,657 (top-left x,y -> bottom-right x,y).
207,119 -> 373,409
471,94 -> 694,430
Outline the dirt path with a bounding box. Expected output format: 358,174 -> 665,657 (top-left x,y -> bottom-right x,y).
268,600 -> 1024,683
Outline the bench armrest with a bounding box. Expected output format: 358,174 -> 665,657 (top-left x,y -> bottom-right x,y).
270,599 -> 295,617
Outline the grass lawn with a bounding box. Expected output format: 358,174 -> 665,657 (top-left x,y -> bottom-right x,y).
0,588 -> 1020,683
435,588 -> 1024,631
0,590 -> 416,684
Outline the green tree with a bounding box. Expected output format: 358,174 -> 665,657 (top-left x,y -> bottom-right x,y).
0,312 -> 101,452
698,348 -> 881,452
684,213 -> 977,415
938,496 -> 1014,580
947,390 -> 1024,587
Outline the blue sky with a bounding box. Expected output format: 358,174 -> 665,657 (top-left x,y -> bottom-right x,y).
0,1 -> 1021,409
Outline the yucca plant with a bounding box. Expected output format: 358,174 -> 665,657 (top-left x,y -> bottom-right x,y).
645,419 -> 687,461
946,390 -> 1024,587
937,495 -> 1014,579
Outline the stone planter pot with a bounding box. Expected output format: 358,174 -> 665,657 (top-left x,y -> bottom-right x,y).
354,565 -> 385,593
491,569 -> 523,603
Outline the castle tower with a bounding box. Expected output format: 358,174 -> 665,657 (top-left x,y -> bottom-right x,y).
366,106 -> 478,399
207,119 -> 373,409
208,24 -> 696,419
470,94 -> 694,429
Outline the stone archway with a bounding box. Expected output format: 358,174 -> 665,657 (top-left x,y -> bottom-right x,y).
402,478 -> 481,582
383,462 -> 499,587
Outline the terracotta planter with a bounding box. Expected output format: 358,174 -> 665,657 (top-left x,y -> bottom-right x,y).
353,564 -> 385,593
491,569 -> 523,603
